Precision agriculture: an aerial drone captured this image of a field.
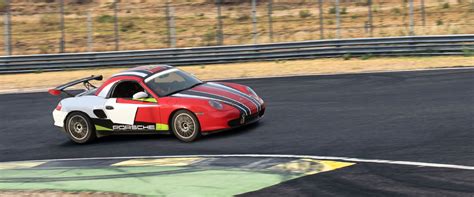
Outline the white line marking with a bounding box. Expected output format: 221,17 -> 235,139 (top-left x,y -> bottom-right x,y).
1,66 -> 473,95
5,154 -> 474,170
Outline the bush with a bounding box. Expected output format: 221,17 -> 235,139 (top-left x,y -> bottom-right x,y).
236,14 -> 250,21
39,45 -> 54,54
391,7 -> 401,15
299,10 -> 312,18
202,30 -> 216,45
360,53 -> 373,60
70,0 -> 93,4
97,15 -> 114,23
462,48 -> 474,57
342,53 -> 351,60
355,0 -> 369,6
442,2 -> 450,9
121,21 -> 135,32
436,19 -> 443,26
341,7 -> 348,14
328,7 -> 347,14
39,15 -> 58,26
0,1 -> 6,12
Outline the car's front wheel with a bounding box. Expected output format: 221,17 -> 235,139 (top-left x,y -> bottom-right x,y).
65,112 -> 96,144
171,110 -> 201,142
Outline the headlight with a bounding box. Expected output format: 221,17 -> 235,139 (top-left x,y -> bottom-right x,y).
208,100 -> 223,110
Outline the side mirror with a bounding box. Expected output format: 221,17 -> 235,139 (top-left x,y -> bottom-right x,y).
133,91 -> 149,100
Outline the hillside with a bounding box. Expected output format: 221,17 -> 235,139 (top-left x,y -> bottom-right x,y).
2,0 -> 473,55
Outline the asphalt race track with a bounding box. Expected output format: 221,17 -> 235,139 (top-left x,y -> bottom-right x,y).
1,68 -> 473,196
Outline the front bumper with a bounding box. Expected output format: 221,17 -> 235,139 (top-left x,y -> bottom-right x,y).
199,105 -> 265,134
228,107 -> 265,127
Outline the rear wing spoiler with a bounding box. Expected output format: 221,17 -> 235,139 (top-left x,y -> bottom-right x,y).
48,75 -> 103,97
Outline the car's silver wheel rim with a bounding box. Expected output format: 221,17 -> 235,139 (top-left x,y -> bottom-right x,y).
67,115 -> 89,141
174,113 -> 196,139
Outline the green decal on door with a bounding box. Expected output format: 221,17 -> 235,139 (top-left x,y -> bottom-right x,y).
95,125 -> 112,131
133,98 -> 157,103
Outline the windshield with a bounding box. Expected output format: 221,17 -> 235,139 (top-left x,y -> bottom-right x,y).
145,69 -> 202,97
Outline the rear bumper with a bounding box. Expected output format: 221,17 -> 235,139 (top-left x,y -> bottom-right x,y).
53,109 -> 68,128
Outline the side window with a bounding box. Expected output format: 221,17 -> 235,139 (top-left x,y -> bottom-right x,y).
109,81 -> 145,99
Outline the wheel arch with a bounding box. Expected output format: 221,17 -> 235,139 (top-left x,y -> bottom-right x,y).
63,110 -> 96,133
168,108 -> 190,128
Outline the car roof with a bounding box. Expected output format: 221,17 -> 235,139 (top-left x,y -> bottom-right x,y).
112,65 -> 174,79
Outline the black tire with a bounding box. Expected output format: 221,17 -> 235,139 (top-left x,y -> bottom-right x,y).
65,112 -> 96,144
171,110 -> 201,142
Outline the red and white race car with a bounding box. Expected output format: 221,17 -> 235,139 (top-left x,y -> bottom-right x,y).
50,65 -> 265,143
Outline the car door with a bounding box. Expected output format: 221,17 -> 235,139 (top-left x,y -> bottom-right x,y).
104,80 -> 160,131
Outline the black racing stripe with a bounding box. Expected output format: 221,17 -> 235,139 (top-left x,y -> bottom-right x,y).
205,83 -> 261,111
145,66 -> 172,78
184,90 -> 251,115
182,90 -> 251,115
171,94 -> 246,115
205,82 -> 260,108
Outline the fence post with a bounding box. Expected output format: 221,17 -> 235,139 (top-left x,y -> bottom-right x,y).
3,0 -> 12,56
335,0 -> 341,39
113,0 -> 119,51
420,0 -> 425,27
267,0 -> 273,43
367,0 -> 373,37
318,0 -> 324,39
165,1 -> 176,48
216,0 -> 224,45
409,0 -> 414,35
251,0 -> 257,44
59,0 -> 65,53
87,11 -> 93,52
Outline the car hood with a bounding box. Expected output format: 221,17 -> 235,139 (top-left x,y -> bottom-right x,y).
172,82 -> 262,116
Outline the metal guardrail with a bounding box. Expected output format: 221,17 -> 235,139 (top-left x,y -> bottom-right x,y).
0,35 -> 473,74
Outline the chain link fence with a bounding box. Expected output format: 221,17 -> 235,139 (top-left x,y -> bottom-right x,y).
0,0 -> 473,55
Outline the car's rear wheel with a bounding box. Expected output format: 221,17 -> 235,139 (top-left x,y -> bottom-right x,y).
171,110 -> 201,142
65,112 -> 96,144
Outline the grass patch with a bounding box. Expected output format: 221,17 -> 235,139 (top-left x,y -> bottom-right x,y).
360,53 -> 373,60
97,15 -> 114,23
342,53 -> 352,60
299,10 -> 312,18
462,47 -> 474,57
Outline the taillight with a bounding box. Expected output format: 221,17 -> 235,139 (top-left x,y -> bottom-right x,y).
55,103 -> 62,111
48,89 -> 62,96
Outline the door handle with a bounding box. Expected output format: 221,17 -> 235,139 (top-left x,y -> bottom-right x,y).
105,106 -> 114,110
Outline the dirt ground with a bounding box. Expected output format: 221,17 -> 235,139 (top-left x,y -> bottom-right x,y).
0,56 -> 472,93
5,0 -> 474,54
